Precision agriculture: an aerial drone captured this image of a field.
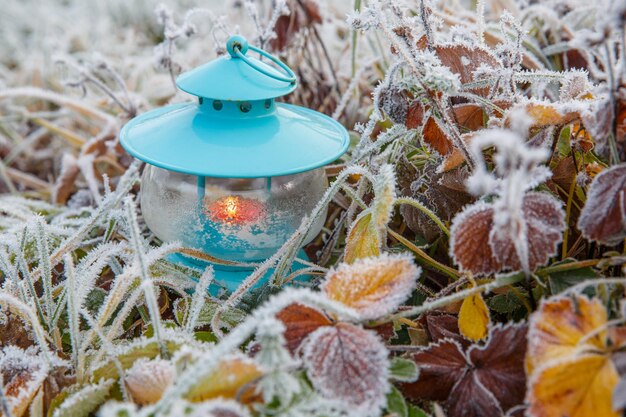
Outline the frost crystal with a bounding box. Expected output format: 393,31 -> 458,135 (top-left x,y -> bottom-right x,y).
301,323 -> 390,417
125,358 -> 175,405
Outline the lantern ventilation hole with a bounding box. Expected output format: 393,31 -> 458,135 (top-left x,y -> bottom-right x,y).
264,99 -> 272,109
198,97 -> 204,105
239,102 -> 252,113
213,100 -> 223,111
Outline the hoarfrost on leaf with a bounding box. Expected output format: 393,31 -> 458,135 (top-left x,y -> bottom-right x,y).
321,253 -> 421,320
301,322 -> 390,417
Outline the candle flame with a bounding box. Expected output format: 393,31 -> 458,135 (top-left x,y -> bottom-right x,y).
205,195 -> 265,224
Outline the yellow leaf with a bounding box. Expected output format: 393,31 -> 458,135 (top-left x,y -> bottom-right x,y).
344,211 -> 380,264
526,296 -> 607,374
458,292 -> 490,341
528,353 -> 619,417
525,295 -> 626,417
321,253 -> 420,320
522,103 -> 578,129
186,357 -> 262,403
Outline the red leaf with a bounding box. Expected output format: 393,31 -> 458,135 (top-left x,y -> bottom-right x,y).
419,312 -> 469,348
434,45 -> 500,97
401,340 -> 467,402
449,201 -> 502,275
578,163 -> 626,245
468,323 -> 528,411
490,192 -> 566,272
276,303 -> 332,354
402,324 -> 528,417
422,104 -> 486,157
302,323 -> 389,413
451,192 -> 565,275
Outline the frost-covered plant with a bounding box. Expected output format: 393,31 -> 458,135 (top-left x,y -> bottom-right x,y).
3,0 -> 626,417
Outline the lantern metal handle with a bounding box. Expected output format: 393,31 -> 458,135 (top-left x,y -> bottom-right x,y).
226,35 -> 297,85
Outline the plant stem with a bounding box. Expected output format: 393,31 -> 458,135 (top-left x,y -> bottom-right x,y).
537,259 -> 602,276
376,272 -> 524,324
351,0 -> 362,77
394,197 -> 450,237
387,227 -> 460,279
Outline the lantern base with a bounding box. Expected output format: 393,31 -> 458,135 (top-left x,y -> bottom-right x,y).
166,249 -> 312,295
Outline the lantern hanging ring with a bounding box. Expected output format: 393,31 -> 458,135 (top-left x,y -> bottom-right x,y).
226,35 -> 297,85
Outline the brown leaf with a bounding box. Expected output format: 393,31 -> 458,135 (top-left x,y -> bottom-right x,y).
276,303 -> 332,354
401,163 -> 473,241
449,202 -> 502,275
406,102 -> 425,129
422,104 -> 485,157
0,309 -> 35,349
434,45 -> 500,97
423,116 -> 453,155
0,346 -> 50,417
578,163 -> 626,245
419,313 -> 468,347
451,192 -> 565,275
402,324 -> 528,417
302,322 -> 389,412
490,192 -> 566,272
468,323 -> 528,411
401,340 -> 467,402
52,153 -> 80,205
270,0 -> 322,51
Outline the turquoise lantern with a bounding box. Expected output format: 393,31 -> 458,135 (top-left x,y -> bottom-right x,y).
120,35 -> 349,293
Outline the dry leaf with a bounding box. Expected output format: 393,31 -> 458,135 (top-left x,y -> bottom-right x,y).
577,163 -> 626,245
402,323 -> 528,417
0,346 -> 50,417
422,104 -> 485,157
186,356 -> 262,403
526,295 -> 626,417
52,153 -> 80,205
419,313 -> 469,348
449,202 -> 502,275
434,45 -> 500,97
451,192 -> 565,275
302,322 -> 390,414
276,303 -> 332,354
528,354 -> 619,417
526,296 -> 607,374
521,103 -> 579,129
344,210 -> 381,264
270,0 -> 322,51
322,253 -> 420,320
125,358 -> 174,405
458,293 -> 490,341
401,163 -> 473,241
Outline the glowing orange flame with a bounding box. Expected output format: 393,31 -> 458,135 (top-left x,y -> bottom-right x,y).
205,195 -> 265,224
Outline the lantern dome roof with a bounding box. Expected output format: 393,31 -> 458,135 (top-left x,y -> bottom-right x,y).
120,35 -> 349,178
120,101 -> 349,178
176,35 -> 297,101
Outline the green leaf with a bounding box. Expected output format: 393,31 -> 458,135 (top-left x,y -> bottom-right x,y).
389,357 -> 419,382
547,260 -> 600,294
386,386 -> 408,417
49,380 -> 114,417
489,291 -> 524,314
174,298 -> 245,329
408,404 -> 430,417
91,340 -> 180,382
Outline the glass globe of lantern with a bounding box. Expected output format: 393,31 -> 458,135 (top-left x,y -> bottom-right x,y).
120,35 -> 349,292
